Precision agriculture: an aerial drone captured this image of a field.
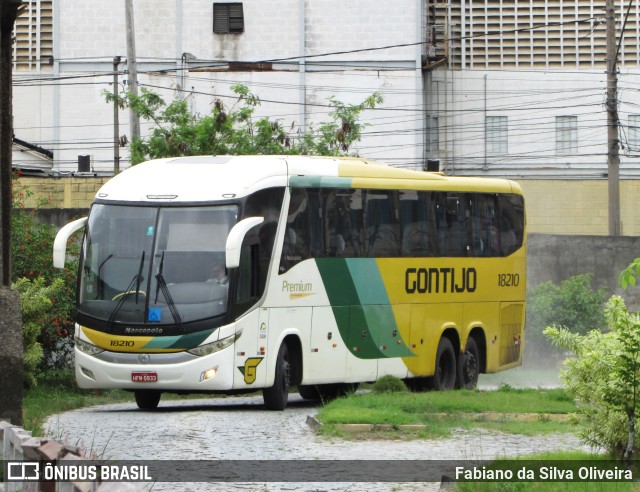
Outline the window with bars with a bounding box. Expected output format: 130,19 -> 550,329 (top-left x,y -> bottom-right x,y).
426,116 -> 439,152
213,3 -> 244,34
629,115 -> 640,151
556,116 -> 578,154
486,116 -> 508,155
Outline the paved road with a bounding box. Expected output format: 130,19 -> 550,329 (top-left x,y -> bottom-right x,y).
45,392 -> 585,492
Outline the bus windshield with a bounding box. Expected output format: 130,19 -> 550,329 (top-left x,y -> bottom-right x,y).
79,203 -> 239,326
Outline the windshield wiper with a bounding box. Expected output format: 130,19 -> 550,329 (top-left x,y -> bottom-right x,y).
134,251 -> 145,303
107,251 -> 145,329
154,251 -> 183,330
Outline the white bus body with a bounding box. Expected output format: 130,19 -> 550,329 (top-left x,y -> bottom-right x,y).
54,155 -> 526,409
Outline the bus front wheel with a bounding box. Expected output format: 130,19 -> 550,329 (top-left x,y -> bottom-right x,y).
263,343 -> 291,411
457,337 -> 480,389
134,390 -> 161,410
432,337 -> 457,391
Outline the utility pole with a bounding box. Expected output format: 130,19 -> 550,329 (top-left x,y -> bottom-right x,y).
606,0 -> 621,236
125,0 -> 141,144
113,56 -> 121,174
0,0 -> 25,286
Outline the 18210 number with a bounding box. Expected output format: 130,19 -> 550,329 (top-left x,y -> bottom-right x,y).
497,273 -> 520,287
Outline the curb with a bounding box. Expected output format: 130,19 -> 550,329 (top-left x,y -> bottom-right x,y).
307,413 -> 569,433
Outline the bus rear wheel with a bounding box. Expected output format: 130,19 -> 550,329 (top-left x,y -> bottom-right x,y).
457,337 -> 480,390
431,337 -> 457,391
263,343 -> 291,411
134,390 -> 161,410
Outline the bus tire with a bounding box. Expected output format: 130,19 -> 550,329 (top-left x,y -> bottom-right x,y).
299,385 -> 320,400
405,377 -> 430,392
457,337 -> 480,390
432,337 -> 457,391
263,343 -> 291,411
134,390 -> 161,410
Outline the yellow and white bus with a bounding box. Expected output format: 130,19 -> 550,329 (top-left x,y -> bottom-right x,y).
53,155 -> 526,410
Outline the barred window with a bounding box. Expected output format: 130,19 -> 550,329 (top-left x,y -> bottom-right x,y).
486,116 -> 508,155
426,116 -> 439,152
556,116 -> 578,154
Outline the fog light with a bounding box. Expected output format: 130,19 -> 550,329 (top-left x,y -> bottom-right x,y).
200,367 -> 218,382
81,366 -> 95,380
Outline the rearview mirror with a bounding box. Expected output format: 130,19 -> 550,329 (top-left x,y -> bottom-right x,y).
53,217 -> 87,268
225,217 -> 264,269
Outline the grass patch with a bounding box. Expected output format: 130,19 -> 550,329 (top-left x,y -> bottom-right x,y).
316,385 -> 576,439
23,370 -> 130,436
454,451 -> 636,491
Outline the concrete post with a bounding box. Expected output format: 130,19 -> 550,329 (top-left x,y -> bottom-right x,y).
0,287 -> 23,426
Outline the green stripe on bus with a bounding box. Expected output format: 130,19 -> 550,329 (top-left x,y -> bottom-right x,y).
316,258 -> 381,359
346,259 -> 414,358
316,258 -> 412,359
142,329 -> 215,350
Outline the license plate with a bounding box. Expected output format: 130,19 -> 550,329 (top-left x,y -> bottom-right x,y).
131,372 -> 158,383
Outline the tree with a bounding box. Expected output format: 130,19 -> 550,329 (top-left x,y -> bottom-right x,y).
1,0 -> 26,285
104,84 -> 382,164
619,257 -> 640,289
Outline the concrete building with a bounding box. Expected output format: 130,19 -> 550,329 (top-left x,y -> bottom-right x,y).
425,1 -> 640,180
12,0 -> 427,174
11,1 -> 640,235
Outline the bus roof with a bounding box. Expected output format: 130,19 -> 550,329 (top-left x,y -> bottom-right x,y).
94,155 -> 521,203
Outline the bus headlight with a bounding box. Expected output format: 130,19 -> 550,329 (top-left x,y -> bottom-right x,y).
187,330 -> 241,357
74,337 -> 104,356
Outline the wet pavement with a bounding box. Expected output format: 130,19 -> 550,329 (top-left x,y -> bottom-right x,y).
44,392 -> 586,492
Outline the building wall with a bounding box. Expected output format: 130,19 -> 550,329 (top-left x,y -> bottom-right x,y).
520,179 -> 640,235
431,0 -> 638,70
13,0 -> 425,174
426,69 -> 640,179
528,233 -> 640,311
18,177 -> 109,209
17,176 -> 640,236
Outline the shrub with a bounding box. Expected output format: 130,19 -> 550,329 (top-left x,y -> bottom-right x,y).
526,273 -> 607,361
372,375 -> 408,393
545,295 -> 640,459
12,172 -> 79,369
12,277 -> 66,387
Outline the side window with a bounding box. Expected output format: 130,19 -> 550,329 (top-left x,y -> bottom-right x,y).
470,193 -> 500,257
399,190 -> 436,257
498,194 -> 525,256
242,187 -> 284,298
364,190 -> 400,257
325,189 -> 363,257
279,187 -> 318,273
436,193 -> 470,257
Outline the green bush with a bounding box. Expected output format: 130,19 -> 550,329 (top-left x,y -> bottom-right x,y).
12,277 -> 66,387
545,295 -> 640,459
526,273 -> 607,360
372,375 -> 408,393
12,172 -> 79,369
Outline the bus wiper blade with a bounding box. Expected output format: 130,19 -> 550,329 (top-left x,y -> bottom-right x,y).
107,251 -> 146,329
154,252 -> 183,330
134,250 -> 145,303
